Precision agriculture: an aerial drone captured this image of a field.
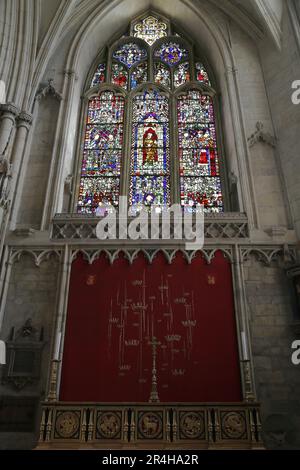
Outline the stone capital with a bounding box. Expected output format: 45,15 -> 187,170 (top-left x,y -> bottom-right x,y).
0,103 -> 20,123
16,111 -> 33,129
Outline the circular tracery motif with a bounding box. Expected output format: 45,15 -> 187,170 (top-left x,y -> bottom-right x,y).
55,411 -> 80,439
97,412 -> 121,439
155,42 -> 188,66
138,412 -> 162,439
180,412 -> 205,439
221,412 -> 246,439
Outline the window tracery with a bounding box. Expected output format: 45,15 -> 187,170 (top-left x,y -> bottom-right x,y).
77,14 -> 224,214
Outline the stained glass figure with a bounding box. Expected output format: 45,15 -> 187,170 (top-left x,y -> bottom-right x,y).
174,61 -> 190,88
177,90 -> 223,212
111,63 -> 128,89
91,63 -> 106,87
130,90 -> 170,206
113,42 -> 147,68
133,15 -> 168,45
130,62 -> 148,89
78,92 -> 124,213
195,62 -> 211,86
154,42 -> 188,66
154,62 -> 171,89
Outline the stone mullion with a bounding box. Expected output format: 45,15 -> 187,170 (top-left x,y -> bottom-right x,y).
170,93 -> 180,205
121,92 -> 133,202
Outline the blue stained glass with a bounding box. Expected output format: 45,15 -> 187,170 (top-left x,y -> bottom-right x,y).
154,62 -> 171,89
154,41 -> 188,66
130,62 -> 147,89
177,90 -> 223,212
113,42 -> 147,68
91,63 -> 106,87
130,91 -> 170,207
78,92 -> 124,213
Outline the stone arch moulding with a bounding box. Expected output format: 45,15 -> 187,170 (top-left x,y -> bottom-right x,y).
70,247 -> 233,266
41,1 -> 258,229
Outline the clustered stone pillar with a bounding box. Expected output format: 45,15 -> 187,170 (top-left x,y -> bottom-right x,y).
0,103 -> 19,157
9,111 -> 33,228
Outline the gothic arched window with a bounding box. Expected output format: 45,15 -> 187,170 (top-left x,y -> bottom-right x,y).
76,14 -> 224,214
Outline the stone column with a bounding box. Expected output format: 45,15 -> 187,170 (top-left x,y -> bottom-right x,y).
9,111 -> 33,228
231,244 -> 256,402
0,103 -> 19,156
46,245 -> 72,401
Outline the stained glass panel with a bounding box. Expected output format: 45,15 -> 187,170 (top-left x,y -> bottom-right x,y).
130,91 -> 170,206
195,62 -> 211,86
154,41 -> 188,66
174,61 -> 190,88
91,63 -> 106,87
113,42 -> 147,68
154,62 -> 171,89
130,62 -> 147,89
111,63 -> 128,89
78,92 -> 124,213
177,90 -> 223,212
133,15 -> 168,45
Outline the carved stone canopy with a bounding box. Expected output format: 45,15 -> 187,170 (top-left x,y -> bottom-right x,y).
35,79 -> 62,102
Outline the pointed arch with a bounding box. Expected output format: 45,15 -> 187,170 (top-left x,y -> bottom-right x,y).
75,11 -> 226,214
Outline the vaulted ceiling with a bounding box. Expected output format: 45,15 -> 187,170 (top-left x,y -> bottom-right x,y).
38,0 -> 283,51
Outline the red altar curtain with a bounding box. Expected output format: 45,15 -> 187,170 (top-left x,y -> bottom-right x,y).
60,251 -> 242,402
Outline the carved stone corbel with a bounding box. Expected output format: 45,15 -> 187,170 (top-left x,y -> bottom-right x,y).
248,121 -> 276,148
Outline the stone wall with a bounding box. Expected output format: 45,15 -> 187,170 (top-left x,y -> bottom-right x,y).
0,254 -> 60,450
261,3 -> 300,236
244,256 -> 300,449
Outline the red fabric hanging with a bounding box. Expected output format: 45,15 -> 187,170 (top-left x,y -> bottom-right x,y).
60,251 -> 242,403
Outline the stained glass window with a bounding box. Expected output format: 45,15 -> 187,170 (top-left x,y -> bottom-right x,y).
79,16 -> 224,214
154,42 -> 188,66
177,90 -> 223,212
133,15 -> 168,45
154,63 -> 171,89
91,63 -> 106,87
78,92 -> 124,213
113,42 -> 147,68
130,91 -> 170,206
174,62 -> 190,88
195,62 -> 211,86
130,62 -> 148,89
111,63 -> 128,89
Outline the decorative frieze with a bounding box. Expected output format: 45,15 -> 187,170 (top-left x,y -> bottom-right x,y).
51,212 -> 249,241
37,402 -> 263,449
